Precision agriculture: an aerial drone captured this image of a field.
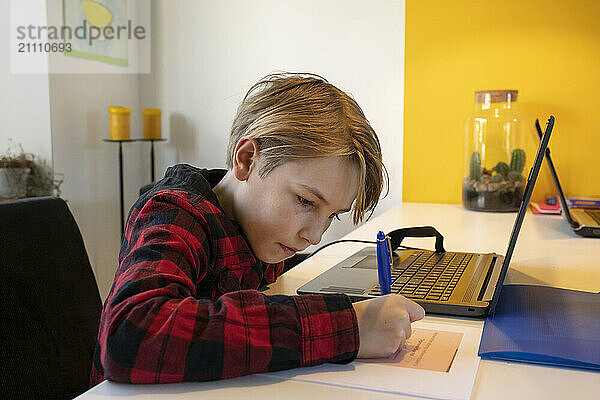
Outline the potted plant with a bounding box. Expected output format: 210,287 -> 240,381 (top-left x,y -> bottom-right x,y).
0,139 -> 33,200
0,139 -> 64,200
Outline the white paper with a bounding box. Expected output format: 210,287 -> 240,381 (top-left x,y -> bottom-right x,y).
262,320 -> 482,400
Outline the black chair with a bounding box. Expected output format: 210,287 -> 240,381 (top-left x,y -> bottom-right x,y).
0,197 -> 102,399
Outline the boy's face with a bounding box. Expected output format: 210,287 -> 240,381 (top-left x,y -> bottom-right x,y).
237,155 -> 360,264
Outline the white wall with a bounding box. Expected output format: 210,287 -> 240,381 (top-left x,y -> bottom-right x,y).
48,74 -> 144,299
1,0 -> 52,163
46,4 -> 146,300
141,0 -> 405,252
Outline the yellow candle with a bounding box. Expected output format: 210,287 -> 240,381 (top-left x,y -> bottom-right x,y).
109,106 -> 131,140
142,108 -> 162,139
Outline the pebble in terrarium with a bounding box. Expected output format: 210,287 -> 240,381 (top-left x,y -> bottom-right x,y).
463,90 -> 527,212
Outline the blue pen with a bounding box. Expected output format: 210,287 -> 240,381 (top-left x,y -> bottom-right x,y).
376,231 -> 392,295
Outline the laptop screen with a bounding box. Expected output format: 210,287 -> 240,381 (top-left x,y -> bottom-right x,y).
488,116 -> 555,315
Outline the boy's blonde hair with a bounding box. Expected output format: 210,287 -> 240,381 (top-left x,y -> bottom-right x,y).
227,73 -> 388,224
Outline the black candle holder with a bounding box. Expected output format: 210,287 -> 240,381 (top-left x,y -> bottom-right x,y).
103,138 -> 136,239
137,138 -> 167,182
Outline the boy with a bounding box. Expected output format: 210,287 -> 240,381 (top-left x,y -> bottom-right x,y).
91,73 -> 424,385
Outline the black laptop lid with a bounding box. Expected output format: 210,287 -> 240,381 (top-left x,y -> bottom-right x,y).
488,116 -> 555,315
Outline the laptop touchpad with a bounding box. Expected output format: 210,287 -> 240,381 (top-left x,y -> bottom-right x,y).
350,255 -> 377,269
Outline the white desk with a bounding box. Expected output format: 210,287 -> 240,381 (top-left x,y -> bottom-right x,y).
76,203 -> 600,400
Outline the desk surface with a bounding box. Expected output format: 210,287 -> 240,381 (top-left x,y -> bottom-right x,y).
77,203 -> 600,400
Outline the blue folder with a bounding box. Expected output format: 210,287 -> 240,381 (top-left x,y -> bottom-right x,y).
478,284 -> 600,371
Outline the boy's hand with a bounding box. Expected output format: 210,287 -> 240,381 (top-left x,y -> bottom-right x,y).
352,294 -> 425,358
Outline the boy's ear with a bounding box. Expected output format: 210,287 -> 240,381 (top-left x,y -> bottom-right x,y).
232,137 -> 260,181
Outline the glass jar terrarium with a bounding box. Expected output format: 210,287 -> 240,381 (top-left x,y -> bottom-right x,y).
463,90 -> 527,212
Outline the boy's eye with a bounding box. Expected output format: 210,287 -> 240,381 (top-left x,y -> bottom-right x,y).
297,195 -> 341,221
297,195 -> 314,207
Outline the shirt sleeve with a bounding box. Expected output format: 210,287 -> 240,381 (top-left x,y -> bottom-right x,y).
96,192 -> 359,383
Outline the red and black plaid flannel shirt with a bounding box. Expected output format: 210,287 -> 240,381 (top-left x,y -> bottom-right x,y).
90,164 -> 359,385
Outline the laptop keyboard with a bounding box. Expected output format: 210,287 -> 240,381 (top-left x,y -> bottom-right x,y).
584,209 -> 600,224
369,251 -> 472,301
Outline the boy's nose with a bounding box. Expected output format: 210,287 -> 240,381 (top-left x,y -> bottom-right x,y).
304,233 -> 321,246
299,218 -> 330,246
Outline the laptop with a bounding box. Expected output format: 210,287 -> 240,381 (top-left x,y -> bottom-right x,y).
298,116 -> 555,317
535,119 -> 600,238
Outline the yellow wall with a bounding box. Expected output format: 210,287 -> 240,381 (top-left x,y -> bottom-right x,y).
404,0 -> 599,204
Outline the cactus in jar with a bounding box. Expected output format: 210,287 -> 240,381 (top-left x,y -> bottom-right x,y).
507,170 -> 524,183
469,151 -> 482,181
510,149 -> 526,173
491,173 -> 503,183
493,161 -> 509,178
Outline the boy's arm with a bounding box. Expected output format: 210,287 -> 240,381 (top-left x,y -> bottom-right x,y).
97,193 -> 359,383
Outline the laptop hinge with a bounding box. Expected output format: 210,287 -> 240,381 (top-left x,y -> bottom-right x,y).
478,256 -> 502,302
